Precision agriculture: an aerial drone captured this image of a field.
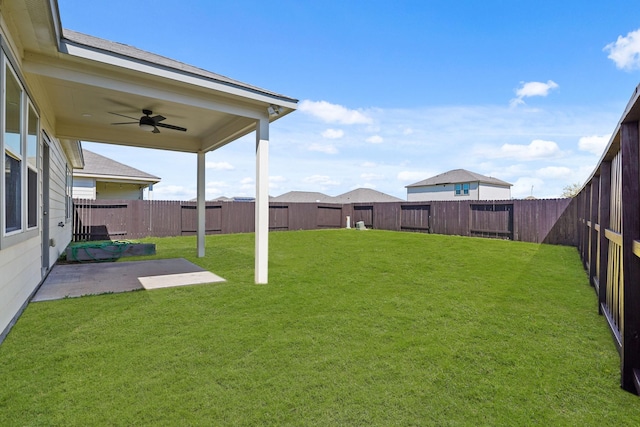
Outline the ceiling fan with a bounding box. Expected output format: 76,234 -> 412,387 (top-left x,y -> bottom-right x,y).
110,109 -> 187,133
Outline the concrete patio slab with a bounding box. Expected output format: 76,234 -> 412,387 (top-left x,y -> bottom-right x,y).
32,258 -> 225,302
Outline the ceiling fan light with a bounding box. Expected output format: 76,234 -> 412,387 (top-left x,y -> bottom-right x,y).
139,115 -> 155,132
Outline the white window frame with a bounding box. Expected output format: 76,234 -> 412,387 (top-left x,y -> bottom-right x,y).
0,46 -> 39,249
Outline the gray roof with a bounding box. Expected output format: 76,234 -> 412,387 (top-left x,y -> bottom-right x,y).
74,150 -> 160,183
270,191 -> 335,203
271,188 -> 402,204
406,169 -> 512,188
333,188 -> 403,203
62,29 -> 297,103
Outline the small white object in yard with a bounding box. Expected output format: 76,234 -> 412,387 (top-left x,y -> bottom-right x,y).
346,215 -> 351,229
355,221 -> 366,230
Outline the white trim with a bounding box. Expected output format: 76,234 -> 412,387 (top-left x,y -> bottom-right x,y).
255,117 -> 269,284
197,151 -> 205,258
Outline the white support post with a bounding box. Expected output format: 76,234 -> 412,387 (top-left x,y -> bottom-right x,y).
197,150 -> 206,258
255,117 -> 269,284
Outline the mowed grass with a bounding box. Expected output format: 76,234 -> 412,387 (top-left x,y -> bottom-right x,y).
1,230 -> 638,426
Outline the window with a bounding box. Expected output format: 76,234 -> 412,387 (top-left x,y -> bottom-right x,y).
65,165 -> 73,220
1,51 -> 40,246
27,104 -> 38,228
4,65 -> 23,233
455,182 -> 470,196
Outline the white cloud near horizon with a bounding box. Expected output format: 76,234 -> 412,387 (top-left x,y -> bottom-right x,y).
360,172 -> 384,181
366,135 -> 384,144
490,139 -> 562,160
604,28 -> 640,71
303,175 -> 340,187
309,143 -> 338,154
397,171 -> 432,182
536,166 -> 572,179
205,161 -> 234,170
578,134 -> 610,155
299,100 -> 373,124
510,80 -> 559,107
321,128 -> 344,139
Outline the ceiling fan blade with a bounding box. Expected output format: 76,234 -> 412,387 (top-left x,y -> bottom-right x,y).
111,121 -> 138,125
151,115 -> 166,123
152,126 -> 160,134
157,122 -> 187,132
109,112 -> 139,121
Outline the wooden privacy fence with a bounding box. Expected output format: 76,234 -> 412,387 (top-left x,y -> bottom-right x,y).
576,84 -> 640,395
73,198 -> 576,245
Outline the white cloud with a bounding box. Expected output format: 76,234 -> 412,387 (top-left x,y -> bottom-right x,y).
510,80 -> 559,107
270,175 -> 287,183
402,127 -> 414,135
360,172 -> 384,181
361,161 -> 377,167
494,139 -> 562,160
321,128 -> 344,139
240,177 -> 254,185
397,171 -> 430,182
604,29 -> 640,71
578,135 -> 610,156
511,177 -> 545,198
205,161 -> 234,170
152,184 -> 194,200
309,143 -> 338,154
366,135 -> 384,144
536,166 -> 572,179
303,175 -> 340,186
299,100 -> 373,124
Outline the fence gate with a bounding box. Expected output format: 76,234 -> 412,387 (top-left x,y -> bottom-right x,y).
469,203 -> 513,240
180,204 -> 222,235
317,205 -> 343,228
269,205 -> 289,230
352,205 -> 373,228
400,205 -> 430,232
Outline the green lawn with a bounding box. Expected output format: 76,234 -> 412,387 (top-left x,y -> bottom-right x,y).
1,230 -> 638,426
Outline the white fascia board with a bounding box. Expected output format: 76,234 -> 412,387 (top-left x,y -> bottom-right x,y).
73,173 -> 160,184
60,139 -> 85,168
59,41 -> 298,111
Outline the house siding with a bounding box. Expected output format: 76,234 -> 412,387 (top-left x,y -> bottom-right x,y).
72,177 -> 96,199
95,182 -> 143,200
408,182 -> 511,201
478,183 -> 511,200
408,182 -> 480,201
0,19 -> 74,338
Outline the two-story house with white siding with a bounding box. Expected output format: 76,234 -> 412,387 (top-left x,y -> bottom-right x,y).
406,169 -> 512,201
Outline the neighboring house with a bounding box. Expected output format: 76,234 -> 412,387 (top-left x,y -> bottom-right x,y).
1,0 -> 296,340
73,150 -> 160,200
406,169 -> 512,201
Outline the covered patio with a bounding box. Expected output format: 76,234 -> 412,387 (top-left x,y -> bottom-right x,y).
21,21 -> 297,283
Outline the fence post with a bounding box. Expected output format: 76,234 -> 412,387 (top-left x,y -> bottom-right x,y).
620,121 -> 640,393
589,176 -> 600,288
598,162 -> 611,314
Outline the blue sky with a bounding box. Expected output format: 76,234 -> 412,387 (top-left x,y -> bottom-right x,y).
58,0 -> 640,200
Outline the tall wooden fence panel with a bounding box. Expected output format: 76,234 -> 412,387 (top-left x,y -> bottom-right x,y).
575,85 -> 640,395
74,198 -> 577,246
